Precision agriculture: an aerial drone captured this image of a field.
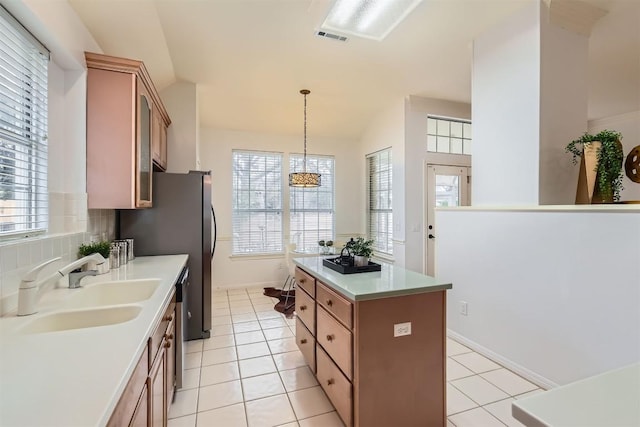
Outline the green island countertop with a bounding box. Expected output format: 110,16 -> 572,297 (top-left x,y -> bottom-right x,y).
293,256 -> 452,301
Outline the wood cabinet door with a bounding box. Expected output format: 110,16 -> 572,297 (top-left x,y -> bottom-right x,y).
151,107 -> 162,167
130,383 -> 148,427
149,344 -> 166,427
159,122 -> 168,170
165,315 -> 176,409
136,78 -> 153,208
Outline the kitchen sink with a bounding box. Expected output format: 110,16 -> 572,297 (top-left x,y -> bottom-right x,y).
21,305 -> 142,334
64,279 -> 161,309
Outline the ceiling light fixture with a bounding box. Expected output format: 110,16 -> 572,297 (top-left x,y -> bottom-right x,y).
289,89 -> 321,188
320,0 -> 423,41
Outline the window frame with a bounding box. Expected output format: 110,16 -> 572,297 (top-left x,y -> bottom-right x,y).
426,115 -> 472,155
231,150 -> 284,255
288,153 -> 335,252
0,5 -> 50,240
366,148 -> 393,256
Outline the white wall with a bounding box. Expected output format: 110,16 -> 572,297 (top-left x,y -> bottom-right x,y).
359,98 -> 406,265
539,12 -> 589,205
161,81 -> 200,173
0,0 -> 114,315
436,207 -> 640,387
472,1 -> 541,206
199,127 -> 363,288
589,111 -> 640,202
405,96 -> 471,273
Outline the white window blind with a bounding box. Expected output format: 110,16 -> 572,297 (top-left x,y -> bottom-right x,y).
367,149 -> 392,255
232,150 -> 283,254
289,154 -> 334,251
0,6 -> 49,237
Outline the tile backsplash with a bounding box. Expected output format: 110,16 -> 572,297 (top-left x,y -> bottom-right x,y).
0,208 -> 115,316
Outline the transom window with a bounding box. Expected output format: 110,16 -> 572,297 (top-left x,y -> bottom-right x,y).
289,154 -> 335,252
232,150 -> 283,254
0,6 -> 49,238
427,116 -> 472,155
367,148 -> 392,255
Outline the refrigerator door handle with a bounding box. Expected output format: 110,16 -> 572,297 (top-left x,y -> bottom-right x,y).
211,204 -> 217,260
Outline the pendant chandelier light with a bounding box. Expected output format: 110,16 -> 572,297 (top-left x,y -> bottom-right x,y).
289,89 -> 321,188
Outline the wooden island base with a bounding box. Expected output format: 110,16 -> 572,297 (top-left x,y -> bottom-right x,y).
293,260 -> 450,427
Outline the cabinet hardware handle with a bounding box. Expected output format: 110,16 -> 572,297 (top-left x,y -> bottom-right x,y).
326,299 -> 333,306
327,379 -> 334,386
326,334 -> 334,342
164,341 -> 171,348
300,305 -> 307,311
163,314 -> 174,322
165,333 -> 174,340
300,339 -> 307,344
299,278 -> 306,283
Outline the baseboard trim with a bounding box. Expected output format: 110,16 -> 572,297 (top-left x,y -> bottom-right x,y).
447,329 -> 559,390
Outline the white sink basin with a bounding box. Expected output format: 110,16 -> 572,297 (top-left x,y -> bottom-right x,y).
21,305 -> 142,334
64,279 -> 161,308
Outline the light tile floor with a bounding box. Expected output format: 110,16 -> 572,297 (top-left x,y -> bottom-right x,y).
169,287 -> 546,427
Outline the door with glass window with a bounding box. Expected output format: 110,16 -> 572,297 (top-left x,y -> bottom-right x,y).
425,165 -> 470,276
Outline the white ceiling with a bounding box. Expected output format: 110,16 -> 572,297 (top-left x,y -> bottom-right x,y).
68,0 -> 639,140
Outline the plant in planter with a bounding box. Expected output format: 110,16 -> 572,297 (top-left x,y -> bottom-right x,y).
349,237 -> 374,267
78,241 -> 111,274
565,129 -> 624,203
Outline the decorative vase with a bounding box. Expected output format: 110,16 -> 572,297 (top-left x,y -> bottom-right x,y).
354,255 -> 369,267
575,140 -> 623,204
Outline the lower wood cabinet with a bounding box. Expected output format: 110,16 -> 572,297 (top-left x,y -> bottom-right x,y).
107,289 -> 177,427
294,266 -> 447,427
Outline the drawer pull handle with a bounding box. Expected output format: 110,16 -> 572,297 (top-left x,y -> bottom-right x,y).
300,338 -> 307,344
326,334 -> 334,342
299,278 -> 306,284
326,299 -> 333,307
300,305 -> 307,311
327,379 -> 335,386
165,333 -> 174,340
163,314 -> 174,322
164,341 -> 171,348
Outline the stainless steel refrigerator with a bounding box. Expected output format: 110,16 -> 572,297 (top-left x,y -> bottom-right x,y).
119,171 -> 215,340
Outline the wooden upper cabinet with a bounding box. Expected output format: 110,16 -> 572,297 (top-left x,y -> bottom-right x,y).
85,52 -> 171,209
152,105 -> 168,171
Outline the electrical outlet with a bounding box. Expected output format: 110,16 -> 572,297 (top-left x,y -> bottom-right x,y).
460,301 -> 468,316
394,322 -> 411,337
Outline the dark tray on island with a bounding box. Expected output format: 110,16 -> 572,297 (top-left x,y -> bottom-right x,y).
322,256 -> 382,274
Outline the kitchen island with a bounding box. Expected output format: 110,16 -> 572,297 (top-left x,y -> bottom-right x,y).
0,255 -> 187,426
293,257 -> 452,427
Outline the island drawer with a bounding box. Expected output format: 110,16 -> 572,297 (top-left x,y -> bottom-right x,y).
295,267 -> 316,297
149,293 -> 176,366
317,305 -> 352,380
317,281 -> 353,329
317,345 -> 352,427
296,317 -> 316,373
295,285 -> 315,334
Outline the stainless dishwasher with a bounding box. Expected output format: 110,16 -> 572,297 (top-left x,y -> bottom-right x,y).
174,266 -> 188,390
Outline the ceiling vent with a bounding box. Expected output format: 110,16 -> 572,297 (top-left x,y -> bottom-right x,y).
315,30 -> 348,42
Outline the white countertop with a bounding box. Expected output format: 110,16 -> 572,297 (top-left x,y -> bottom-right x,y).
512,363 -> 640,427
0,255 -> 188,427
293,256 -> 452,301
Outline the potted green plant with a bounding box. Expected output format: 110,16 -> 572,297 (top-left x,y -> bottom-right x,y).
349,237 -> 374,267
78,241 -> 111,274
566,129 -> 624,203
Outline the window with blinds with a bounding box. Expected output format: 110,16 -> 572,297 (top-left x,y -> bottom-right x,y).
0,6 -> 49,238
289,154 -> 334,252
367,149 -> 393,255
232,150 -> 283,254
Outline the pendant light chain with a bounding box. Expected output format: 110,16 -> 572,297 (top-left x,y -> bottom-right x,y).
303,91 -> 308,172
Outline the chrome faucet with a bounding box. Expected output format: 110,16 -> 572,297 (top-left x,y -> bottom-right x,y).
68,269 -> 99,289
57,253 -> 106,289
17,253 -> 107,316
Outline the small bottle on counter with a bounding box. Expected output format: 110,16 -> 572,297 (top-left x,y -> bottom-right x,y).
109,243 -> 120,269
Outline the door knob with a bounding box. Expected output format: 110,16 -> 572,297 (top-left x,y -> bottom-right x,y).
428,234 -> 435,239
